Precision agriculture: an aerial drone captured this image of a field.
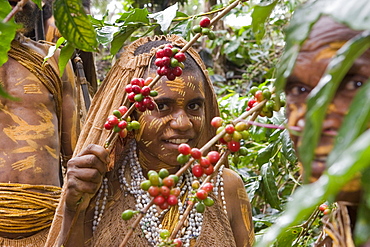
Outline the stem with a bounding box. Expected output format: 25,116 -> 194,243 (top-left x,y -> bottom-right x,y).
3,0 -> 29,23
169,150 -> 230,240
119,201 -> 154,247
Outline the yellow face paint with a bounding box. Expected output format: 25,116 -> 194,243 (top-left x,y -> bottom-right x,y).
315,41 -> 346,61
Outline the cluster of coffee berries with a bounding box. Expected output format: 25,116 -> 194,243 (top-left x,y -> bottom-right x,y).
126,77 -> 158,112
155,44 -> 186,81
192,17 -> 216,40
318,203 -> 331,215
211,117 -> 249,153
190,181 -> 215,213
246,86 -> 286,118
104,106 -> 141,138
176,143 -> 220,177
158,229 -> 183,247
140,169 -> 180,210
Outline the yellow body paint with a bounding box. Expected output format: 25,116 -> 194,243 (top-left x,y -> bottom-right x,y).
11,155 -> 37,172
23,84 -> 42,94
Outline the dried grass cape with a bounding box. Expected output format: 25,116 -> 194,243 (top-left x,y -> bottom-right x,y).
46,35 -> 224,246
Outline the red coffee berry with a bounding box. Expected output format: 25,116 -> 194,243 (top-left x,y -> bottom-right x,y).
225,124 -> 235,134
155,58 -> 164,67
146,101 -> 156,111
131,85 -> 141,94
202,182 -> 214,193
142,97 -> 152,107
119,128 -> 128,138
160,186 -> 171,197
207,151 -> 220,164
165,43 -> 173,49
104,121 -> 114,130
167,194 -> 178,206
196,189 -> 208,200
131,78 -> 144,87
107,115 -> 119,126
170,187 -> 180,197
172,66 -> 183,77
128,92 -> 136,102
153,195 -> 166,205
218,137 -> 227,144
166,72 -> 176,81
178,143 -> 191,155
255,90 -> 264,102
174,52 -> 186,62
118,120 -> 127,129
141,86 -> 151,96
156,49 -> 165,58
199,157 -> 210,168
163,47 -> 173,57
159,201 -> 169,210
190,148 -> 202,159
199,17 -> 211,28
211,117 -> 223,128
118,106 -> 128,115
148,186 -> 160,197
227,140 -> 241,152
135,101 -> 147,112
173,238 -> 183,247
192,164 -> 204,177
319,204 -> 328,212
204,165 -> 214,175
163,177 -> 175,188
248,99 -> 257,108
162,56 -> 171,67
125,84 -> 133,93
144,77 -> 153,86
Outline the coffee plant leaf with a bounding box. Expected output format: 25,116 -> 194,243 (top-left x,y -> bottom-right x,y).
327,80 -> 370,167
354,168 -> 370,245
280,130 -> 297,164
257,129 -> 370,247
32,0 -> 42,8
53,0 -> 98,52
148,3 -> 178,33
0,0 -> 11,17
58,42 -> 75,77
299,32 -> 370,183
261,162 -> 281,210
251,0 -> 278,43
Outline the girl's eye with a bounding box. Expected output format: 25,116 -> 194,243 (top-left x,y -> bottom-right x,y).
157,103 -> 169,111
188,103 -> 201,111
345,80 -> 363,90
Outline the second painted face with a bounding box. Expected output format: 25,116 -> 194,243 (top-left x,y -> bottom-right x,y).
135,68 -> 206,173
285,17 -> 370,200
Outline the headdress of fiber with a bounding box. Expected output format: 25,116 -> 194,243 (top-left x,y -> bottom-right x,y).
74,35 -> 220,165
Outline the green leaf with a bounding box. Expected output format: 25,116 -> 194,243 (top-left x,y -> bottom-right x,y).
280,130 -> 297,164
53,0 -> 98,52
256,129 -> 370,247
44,37 -> 65,64
0,22 -> 18,67
274,0 -> 327,94
251,0 -> 278,43
299,31 -> 370,183
0,0 -> 11,18
32,0 -> 42,8
327,80 -> 370,167
58,42 -> 75,76
148,3 -> 178,33
354,168 -> 370,245
0,85 -> 19,101
261,162 -> 281,210
110,26 -> 137,56
116,8 -> 149,25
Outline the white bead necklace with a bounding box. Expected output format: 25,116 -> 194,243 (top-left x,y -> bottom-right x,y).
93,139 -> 227,247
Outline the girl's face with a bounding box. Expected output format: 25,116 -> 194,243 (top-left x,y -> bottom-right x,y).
135,69 -> 206,173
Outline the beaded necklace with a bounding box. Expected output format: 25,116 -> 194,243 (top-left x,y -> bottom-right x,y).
93,139 -> 227,247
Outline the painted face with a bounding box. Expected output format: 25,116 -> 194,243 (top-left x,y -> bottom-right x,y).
285,17 -> 370,184
135,69 -> 206,173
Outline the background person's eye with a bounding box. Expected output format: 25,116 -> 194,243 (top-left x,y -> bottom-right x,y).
289,85 -> 309,96
345,80 -> 363,90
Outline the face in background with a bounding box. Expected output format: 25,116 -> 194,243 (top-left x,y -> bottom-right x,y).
135,67 -> 206,173
285,17 -> 370,199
